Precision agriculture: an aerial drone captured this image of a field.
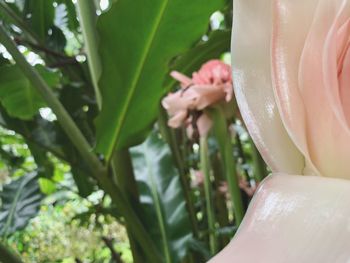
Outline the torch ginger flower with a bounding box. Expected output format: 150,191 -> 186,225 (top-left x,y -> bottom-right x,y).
162,60 -> 233,137
211,0 -> 350,262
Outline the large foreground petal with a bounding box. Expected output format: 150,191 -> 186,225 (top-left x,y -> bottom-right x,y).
210,174 -> 350,263
298,0 -> 350,179
231,0 -> 304,174
271,0 -> 320,175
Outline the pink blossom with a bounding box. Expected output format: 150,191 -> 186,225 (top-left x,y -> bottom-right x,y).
162,60 -> 233,137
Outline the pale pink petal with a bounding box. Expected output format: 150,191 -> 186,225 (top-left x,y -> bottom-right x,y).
336,18 -> 350,66
184,84 -> 226,110
191,170 -> 204,187
323,1 -> 350,130
210,174 -> 350,263
161,91 -> 194,116
339,40 -> 350,125
167,110 -> 188,128
222,83 -> 233,102
170,71 -> 192,88
298,0 -> 350,179
186,113 -> 213,138
271,0 -> 320,175
197,113 -> 213,137
231,0 -> 304,174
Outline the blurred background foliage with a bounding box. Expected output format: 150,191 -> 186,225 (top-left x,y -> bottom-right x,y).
0,0 -> 268,262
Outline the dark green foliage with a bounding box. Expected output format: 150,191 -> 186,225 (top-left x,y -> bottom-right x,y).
0,64 -> 59,120
0,172 -> 43,237
131,131 -> 193,263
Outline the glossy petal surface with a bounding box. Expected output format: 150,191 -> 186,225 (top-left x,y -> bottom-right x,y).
210,174 -> 350,263
271,0 -> 320,175
269,0 -> 350,179
300,0 -> 350,179
231,0 -> 304,174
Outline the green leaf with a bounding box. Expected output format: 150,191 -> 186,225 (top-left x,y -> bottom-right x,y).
131,131 -> 193,263
71,167 -> 95,198
0,64 -> 59,120
23,0 -> 55,41
95,0 -> 226,160
0,172 -> 43,237
165,30 -> 231,90
0,107 -> 96,198
46,25 -> 67,53
38,177 -> 56,195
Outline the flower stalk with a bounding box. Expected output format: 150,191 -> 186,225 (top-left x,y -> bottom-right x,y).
210,107 -> 244,225
158,106 -> 199,238
200,135 -> 218,255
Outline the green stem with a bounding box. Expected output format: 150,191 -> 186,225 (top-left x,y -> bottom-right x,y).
200,136 -> 217,255
223,131 -> 244,225
76,0 -> 102,110
111,150 -> 140,203
211,152 -> 230,246
97,173 -> 163,262
0,25 -> 162,262
235,133 -> 250,181
250,139 -> 267,182
158,107 -> 199,238
0,242 -> 23,263
210,108 -> 244,225
0,24 -> 105,177
111,150 -> 145,263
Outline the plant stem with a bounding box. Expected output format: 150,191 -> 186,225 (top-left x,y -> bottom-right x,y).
0,24 -> 105,177
211,152 -> 230,246
158,107 -> 199,238
112,150 -> 140,203
111,150 -> 145,263
0,25 -> 162,262
234,133 -> 250,181
97,173 -> 163,262
250,139 -> 267,182
76,0 -> 102,110
210,107 -> 244,225
223,131 -> 244,225
0,242 -> 23,263
200,136 -> 217,255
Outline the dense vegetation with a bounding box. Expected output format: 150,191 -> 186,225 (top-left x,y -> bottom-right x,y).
0,1 -> 267,262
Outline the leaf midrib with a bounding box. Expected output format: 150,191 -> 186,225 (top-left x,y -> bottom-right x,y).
106,0 -> 170,160
2,175 -> 29,236
143,144 -> 172,263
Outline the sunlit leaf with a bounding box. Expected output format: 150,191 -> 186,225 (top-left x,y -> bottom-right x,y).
95,0 -> 226,160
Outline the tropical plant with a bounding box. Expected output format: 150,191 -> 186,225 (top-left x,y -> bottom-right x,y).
0,1 -> 267,262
